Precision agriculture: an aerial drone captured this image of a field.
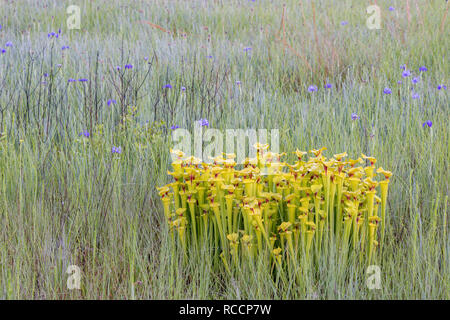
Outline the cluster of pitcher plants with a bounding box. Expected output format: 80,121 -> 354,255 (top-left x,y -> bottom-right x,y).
158,144 -> 392,277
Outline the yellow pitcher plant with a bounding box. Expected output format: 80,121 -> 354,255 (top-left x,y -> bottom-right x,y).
158,144 -> 392,275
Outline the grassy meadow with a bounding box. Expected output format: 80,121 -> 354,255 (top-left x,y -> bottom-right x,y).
0,0 -> 448,299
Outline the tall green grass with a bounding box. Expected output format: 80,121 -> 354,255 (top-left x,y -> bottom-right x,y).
0,0 -> 448,299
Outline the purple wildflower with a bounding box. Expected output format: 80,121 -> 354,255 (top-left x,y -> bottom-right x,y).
308,85 -> 318,92
5,42 -> 12,47
124,64 -> 133,69
78,78 -> 88,82
181,86 -> 186,91
383,87 -> 392,94
389,6 -> 395,11
422,120 -> 432,128
341,21 -> 349,26
112,146 -> 122,154
437,84 -> 447,90
412,77 -> 419,84
107,99 -> 117,106
412,92 -> 420,99
198,119 -> 209,127
402,70 -> 411,77
78,130 -> 90,138
419,66 -> 427,72
351,113 -> 359,121
62,45 -> 69,50
1,48 -> 6,54
68,78 -> 76,83
164,84 -> 172,89
43,73 -> 49,77
397,80 -> 403,84
171,125 -> 180,130
206,55 -> 213,59
324,83 -> 332,89
236,80 -> 241,85
400,64 -> 406,70
244,47 -> 252,52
